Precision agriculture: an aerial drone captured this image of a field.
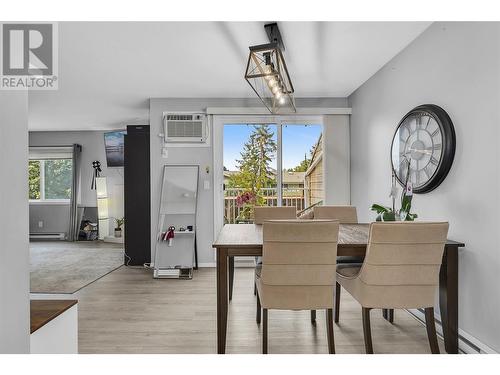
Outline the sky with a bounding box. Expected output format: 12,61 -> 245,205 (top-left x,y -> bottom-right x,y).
223,124 -> 322,171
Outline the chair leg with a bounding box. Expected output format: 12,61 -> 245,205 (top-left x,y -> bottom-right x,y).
425,307 -> 440,354
362,307 -> 374,354
388,309 -> 394,323
326,308 -> 335,354
254,282 -> 257,296
382,308 -> 394,323
228,256 -> 234,301
262,308 -> 268,354
310,310 -> 316,325
256,290 -> 261,325
334,282 -> 341,323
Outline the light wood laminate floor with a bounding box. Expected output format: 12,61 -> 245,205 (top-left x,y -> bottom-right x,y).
76,266 -> 445,354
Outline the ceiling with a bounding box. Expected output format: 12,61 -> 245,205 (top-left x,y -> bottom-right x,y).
28,22 -> 431,131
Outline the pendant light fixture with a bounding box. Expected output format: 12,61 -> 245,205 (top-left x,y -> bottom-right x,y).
244,23 -> 296,114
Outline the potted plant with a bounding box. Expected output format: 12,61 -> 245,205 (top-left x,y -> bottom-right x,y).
114,217 -> 125,237
235,191 -> 257,223
371,156 -> 418,221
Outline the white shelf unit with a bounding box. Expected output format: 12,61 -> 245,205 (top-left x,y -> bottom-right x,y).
154,165 -> 199,279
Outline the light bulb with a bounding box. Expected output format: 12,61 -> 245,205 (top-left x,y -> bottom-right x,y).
279,96 -> 286,105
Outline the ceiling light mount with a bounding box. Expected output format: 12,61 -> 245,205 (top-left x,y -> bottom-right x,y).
264,22 -> 285,51
244,23 -> 296,114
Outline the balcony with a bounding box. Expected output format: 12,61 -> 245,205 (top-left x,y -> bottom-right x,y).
224,187 -> 308,224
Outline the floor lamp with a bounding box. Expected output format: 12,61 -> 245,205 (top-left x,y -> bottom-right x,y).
96,177 -> 109,240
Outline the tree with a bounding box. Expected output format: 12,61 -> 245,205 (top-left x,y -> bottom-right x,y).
44,159 -> 72,199
287,144 -> 317,172
288,153 -> 310,172
28,159 -> 72,200
228,125 -> 277,193
28,161 -> 41,199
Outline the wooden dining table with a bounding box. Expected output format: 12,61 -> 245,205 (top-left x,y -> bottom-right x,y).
212,223 -> 465,354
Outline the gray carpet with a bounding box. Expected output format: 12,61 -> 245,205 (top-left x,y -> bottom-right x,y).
30,241 -> 124,294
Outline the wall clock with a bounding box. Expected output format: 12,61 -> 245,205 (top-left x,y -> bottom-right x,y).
390,104 -> 456,194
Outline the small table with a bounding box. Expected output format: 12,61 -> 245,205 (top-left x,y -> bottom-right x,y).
212,223 -> 465,354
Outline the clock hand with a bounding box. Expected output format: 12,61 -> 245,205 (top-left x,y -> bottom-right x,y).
407,147 -> 432,155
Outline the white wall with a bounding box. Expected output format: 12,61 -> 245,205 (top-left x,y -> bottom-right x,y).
323,114 -> 350,205
0,91 -> 30,353
149,98 -> 349,265
348,22 -> 500,352
29,131 -> 124,236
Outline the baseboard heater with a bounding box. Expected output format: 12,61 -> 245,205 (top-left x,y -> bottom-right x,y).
30,233 -> 66,240
408,308 -> 497,354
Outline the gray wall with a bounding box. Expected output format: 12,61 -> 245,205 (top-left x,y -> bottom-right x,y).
348,22 -> 500,352
150,98 -> 349,265
0,91 -> 30,353
29,204 -> 70,234
29,131 -> 124,236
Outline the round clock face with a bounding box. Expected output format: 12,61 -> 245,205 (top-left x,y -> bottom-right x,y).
391,105 -> 456,194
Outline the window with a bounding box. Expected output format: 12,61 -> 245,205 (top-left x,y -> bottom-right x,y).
222,122 -> 323,223
29,159 -> 73,202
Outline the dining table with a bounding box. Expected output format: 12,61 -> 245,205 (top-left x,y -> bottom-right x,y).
212,223 -> 465,354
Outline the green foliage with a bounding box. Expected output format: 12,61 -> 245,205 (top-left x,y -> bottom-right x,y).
288,154 -> 310,172
115,217 -> 125,229
227,125 -> 277,220
28,159 -> 72,200
287,145 -> 317,172
44,159 -> 72,199
370,204 -> 397,221
28,160 -> 41,199
370,156 -> 417,221
228,124 -> 277,193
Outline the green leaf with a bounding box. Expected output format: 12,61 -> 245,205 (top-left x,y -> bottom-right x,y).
370,204 -> 391,214
381,211 -> 396,221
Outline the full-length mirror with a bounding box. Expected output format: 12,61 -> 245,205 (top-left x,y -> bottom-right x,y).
160,165 -> 198,215
155,165 -> 199,279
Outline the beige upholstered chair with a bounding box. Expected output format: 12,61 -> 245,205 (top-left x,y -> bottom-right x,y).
309,205 -> 360,323
228,206 -> 297,301
255,219 -> 340,354
254,206 -> 297,224
335,222 -> 449,354
313,205 -> 358,223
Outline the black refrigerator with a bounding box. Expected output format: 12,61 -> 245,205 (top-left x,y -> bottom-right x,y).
124,125 -> 151,266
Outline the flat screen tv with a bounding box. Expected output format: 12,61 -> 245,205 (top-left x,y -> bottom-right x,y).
104,130 -> 126,167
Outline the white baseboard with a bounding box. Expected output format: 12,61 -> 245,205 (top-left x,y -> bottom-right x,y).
408,309 -> 498,354
197,262 -> 215,268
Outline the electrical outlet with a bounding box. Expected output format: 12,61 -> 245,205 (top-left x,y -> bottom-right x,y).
38,221 -> 43,228
203,180 -> 210,190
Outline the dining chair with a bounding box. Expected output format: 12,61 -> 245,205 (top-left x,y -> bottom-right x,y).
335,222 -> 449,354
228,206 -> 296,301
309,205 -> 361,324
255,219 -> 340,354
313,205 -> 358,223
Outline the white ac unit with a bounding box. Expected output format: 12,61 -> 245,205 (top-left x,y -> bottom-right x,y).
164,113 -> 208,143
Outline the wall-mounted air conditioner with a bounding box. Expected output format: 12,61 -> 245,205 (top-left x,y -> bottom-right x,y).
164,113 -> 208,143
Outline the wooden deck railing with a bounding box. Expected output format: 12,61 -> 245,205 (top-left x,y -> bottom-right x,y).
224,187 -> 306,224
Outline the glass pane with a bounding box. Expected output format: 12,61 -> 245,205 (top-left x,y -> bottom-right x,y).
282,124 -> 323,211
28,160 -> 41,200
44,159 -> 73,199
223,124 -> 278,223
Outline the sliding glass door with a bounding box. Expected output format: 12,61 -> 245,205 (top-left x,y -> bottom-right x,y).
281,124 -> 323,211
220,118 -> 323,224
223,123 -> 278,223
